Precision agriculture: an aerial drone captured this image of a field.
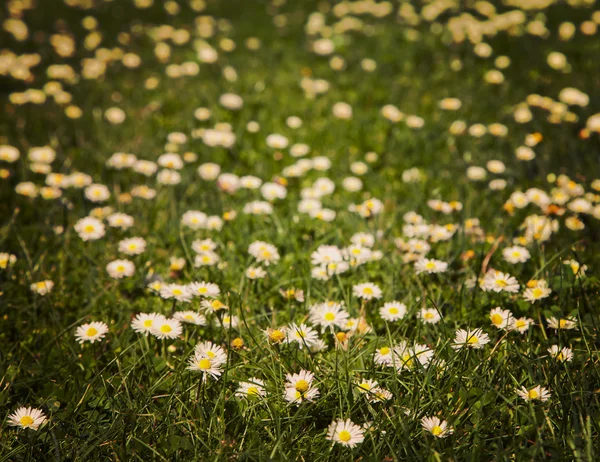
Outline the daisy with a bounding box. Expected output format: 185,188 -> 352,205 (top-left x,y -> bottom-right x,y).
219,314 -> 240,329
452,328 -> 490,349
284,323 -> 319,348
489,307 -> 514,330
188,281 -> 220,298
107,213 -> 134,229
421,416 -> 453,438
194,251 -> 219,267
510,317 -> 534,333
0,252 -> 17,269
118,237 -> 146,255
106,259 -> 135,279
481,270 -> 520,293
356,378 -> 378,395
369,387 -> 393,403
418,308 -> 441,324
379,301 -> 407,322
279,288 -> 304,302
131,313 -> 166,335
374,346 -> 393,366
309,302 -> 349,329
181,210 -> 207,230
159,284 -> 192,302
246,266 -> 267,279
547,345 -> 573,362
248,241 -> 280,266
414,258 -> 448,274
7,407 -> 47,430
30,280 -> 54,295
547,316 -> 577,330
74,216 -> 106,241
194,341 -> 227,363
523,281 -> 552,303
174,311 -> 207,325
236,378 -> 266,398
326,419 -> 365,448
201,299 -> 228,314
75,321 -> 109,344
284,370 -> 319,404
150,318 -> 182,340
192,239 -> 217,254
502,246 -> 531,264
516,385 -> 551,402
265,327 -> 287,344
187,353 -> 224,381
352,282 -> 382,300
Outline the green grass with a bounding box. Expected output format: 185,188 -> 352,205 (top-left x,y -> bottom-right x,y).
1,0 -> 600,460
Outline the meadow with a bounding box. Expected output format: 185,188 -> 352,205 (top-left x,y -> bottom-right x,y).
1,0 -> 600,460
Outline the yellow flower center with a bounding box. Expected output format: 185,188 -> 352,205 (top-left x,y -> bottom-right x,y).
269,330 -> 285,343
496,279 -> 507,287
172,289 -> 182,295
160,324 -> 172,333
84,225 -> 95,232
431,425 -> 443,436
20,416 -> 34,427
362,287 -> 373,295
424,312 -> 434,320
247,386 -> 259,396
143,320 -> 153,328
198,358 -> 211,370
324,312 -> 335,321
295,380 -> 309,392
559,319 -> 568,328
198,287 -> 207,294
528,389 -> 539,399
425,262 -> 436,270
338,430 -> 352,442
379,347 -> 390,355
389,307 -> 399,315
86,327 -> 98,337
467,335 -> 479,344
491,314 -> 503,326
532,288 -> 543,298
116,265 -> 125,272
515,320 -> 526,328
358,382 -> 371,391
557,352 -> 564,361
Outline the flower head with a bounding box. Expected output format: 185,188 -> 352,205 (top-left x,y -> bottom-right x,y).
421,416 -> 453,438
8,407 -> 47,430
326,419 -> 365,448
75,321 -> 109,344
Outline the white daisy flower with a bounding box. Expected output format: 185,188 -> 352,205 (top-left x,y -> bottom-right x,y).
75,321 -> 109,344
118,237 -> 146,256
308,302 -> 349,329
547,345 -> 573,362
131,313 -> 166,335
159,284 -> 192,302
452,328 -> 490,349
481,270 -> 520,293
516,385 -> 551,402
150,318 -> 182,340
379,301 -> 407,322
421,416 -> 453,438
489,307 -> 514,330
174,311 -> 207,325
352,282 -> 382,300
414,258 -> 448,274
236,378 -> 266,398
502,246 -> 531,264
188,281 -> 220,298
284,323 -> 319,348
284,370 -> 319,404
418,308 -> 441,324
326,418 -> 365,448
187,353 -> 224,381
30,280 -> 54,295
74,216 -> 106,241
106,259 -> 135,279
7,407 -> 47,431
245,266 -> 267,279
